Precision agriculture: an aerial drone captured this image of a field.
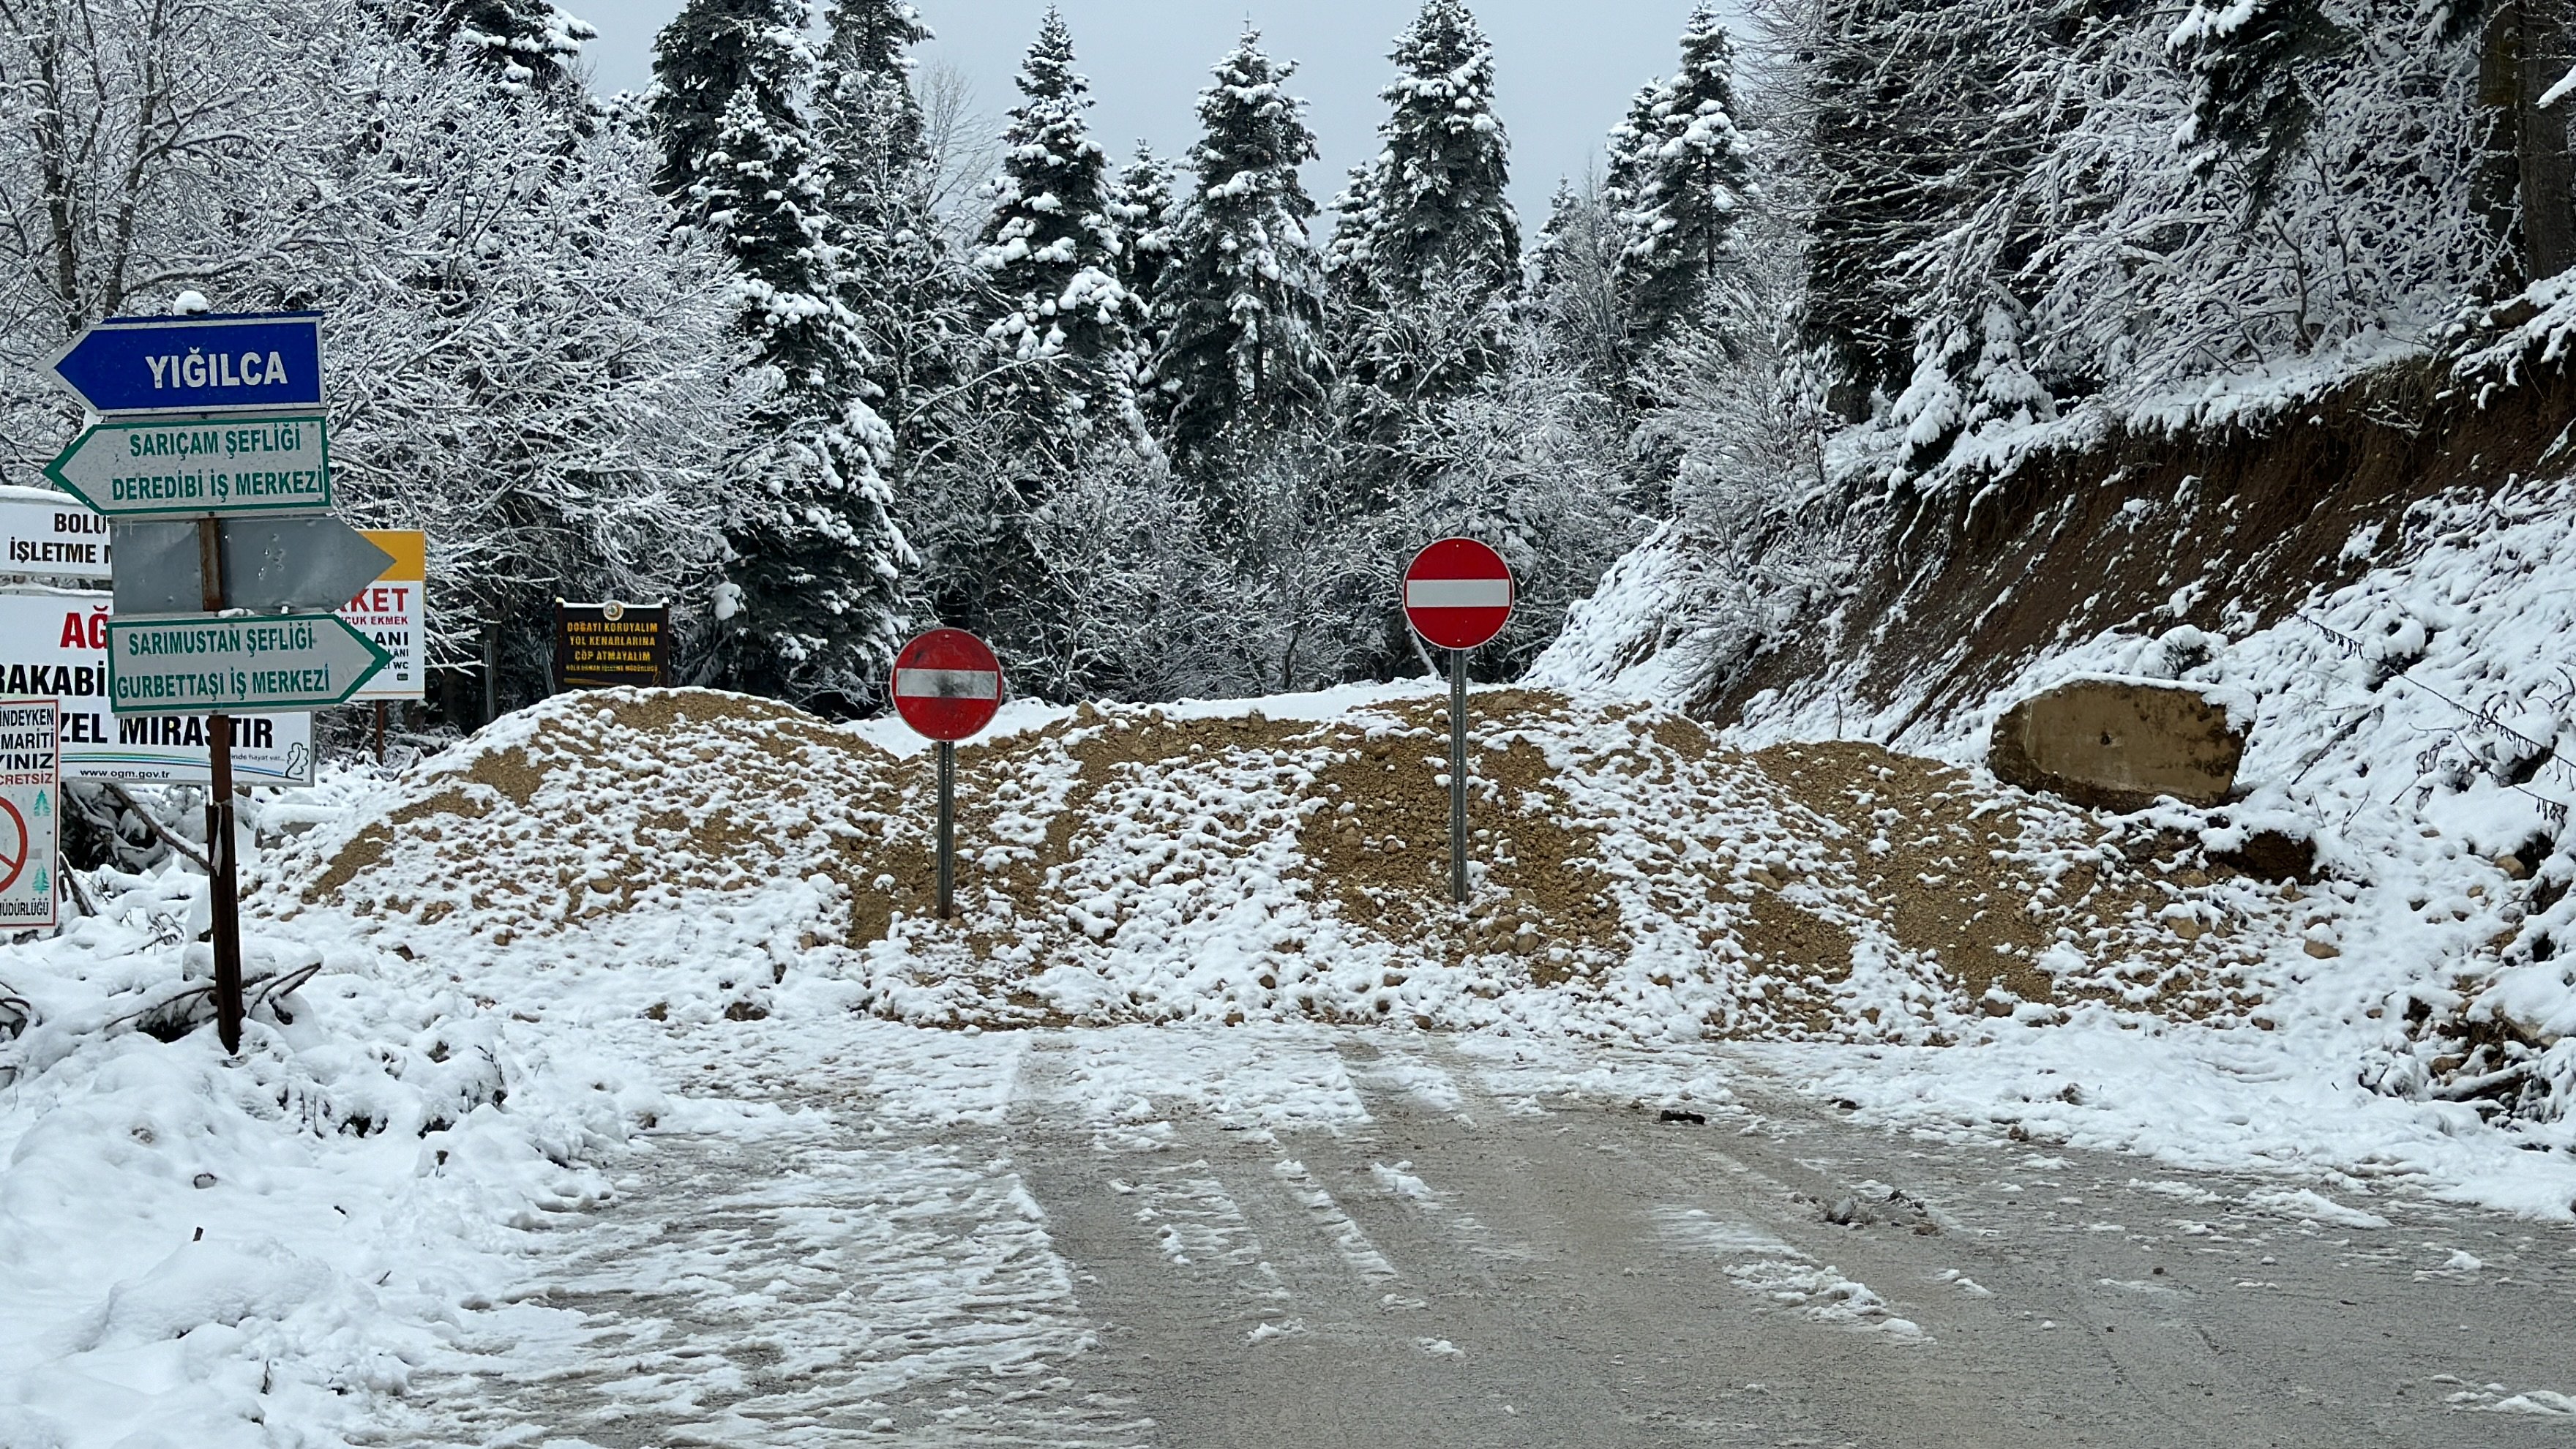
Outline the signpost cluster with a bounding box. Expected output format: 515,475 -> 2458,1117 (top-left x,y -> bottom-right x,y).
44,307 -> 404,1052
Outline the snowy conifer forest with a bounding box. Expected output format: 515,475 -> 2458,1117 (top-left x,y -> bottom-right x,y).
2,0 -> 2550,715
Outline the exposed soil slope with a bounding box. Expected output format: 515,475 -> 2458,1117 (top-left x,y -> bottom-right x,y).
1701,353 -> 2576,733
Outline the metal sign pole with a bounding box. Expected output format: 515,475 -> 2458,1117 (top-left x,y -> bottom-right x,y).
197,516 -> 244,1054
1450,647 -> 1469,905
208,714 -> 244,1055
935,740 -> 956,919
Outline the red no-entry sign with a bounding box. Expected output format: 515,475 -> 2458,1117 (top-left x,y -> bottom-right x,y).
891,628 -> 1003,742
892,627 -> 1002,921
1401,538 -> 1514,905
1403,538 -> 1514,651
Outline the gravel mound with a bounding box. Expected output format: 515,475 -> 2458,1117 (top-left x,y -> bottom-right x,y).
266,686 -> 2312,1041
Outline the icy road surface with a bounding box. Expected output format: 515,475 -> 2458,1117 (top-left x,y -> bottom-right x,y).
381,1024 -> 2576,1448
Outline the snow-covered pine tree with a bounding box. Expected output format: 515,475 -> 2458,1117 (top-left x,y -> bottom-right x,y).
818,0 -> 928,120
899,10 -> 1145,692
1156,26 -> 1330,468
651,0 -> 910,702
815,0 -> 932,222
413,0 -> 595,95
975,10 -> 1135,430
813,0 -> 972,464
1600,78 -> 1663,242
1323,165 -> 1382,302
1614,7 -> 1752,343
1331,0 -> 1519,476
1344,0 -> 1519,305
1530,179 -> 1587,299
1107,143 -> 1178,397
1570,80 -> 1669,383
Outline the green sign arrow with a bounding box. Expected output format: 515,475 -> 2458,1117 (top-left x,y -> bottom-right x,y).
105,613 -> 390,716
43,415 -> 330,519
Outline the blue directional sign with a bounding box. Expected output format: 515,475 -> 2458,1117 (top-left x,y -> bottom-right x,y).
48,311 -> 323,417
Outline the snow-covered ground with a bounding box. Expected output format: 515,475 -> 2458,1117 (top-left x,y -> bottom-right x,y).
7,675 -> 2576,1439
18,523 -> 2576,1439
10,929 -> 2573,1444
0,867 -> 657,1448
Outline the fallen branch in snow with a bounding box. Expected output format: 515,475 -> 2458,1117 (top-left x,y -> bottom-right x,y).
105,785 -> 212,874
2432,1060 -> 2539,1103
105,963 -> 323,1043
60,869 -> 100,921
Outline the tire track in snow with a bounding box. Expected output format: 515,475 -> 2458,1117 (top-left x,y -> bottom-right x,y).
380,1040 -> 1146,1448
1006,1033 -> 1320,1349
370,1021 -> 2576,1448
1655,1207 -> 1924,1338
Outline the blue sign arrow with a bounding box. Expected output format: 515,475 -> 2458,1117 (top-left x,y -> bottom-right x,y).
48,311 -> 322,417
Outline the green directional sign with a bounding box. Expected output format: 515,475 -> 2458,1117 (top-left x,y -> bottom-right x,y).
105,613 -> 389,716
43,415 -> 330,519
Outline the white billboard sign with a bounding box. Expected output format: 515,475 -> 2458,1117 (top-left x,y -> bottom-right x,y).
0,592 -> 311,785
0,487 -> 112,583
345,529 -> 424,701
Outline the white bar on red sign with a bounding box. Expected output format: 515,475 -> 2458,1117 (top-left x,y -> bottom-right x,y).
1406,578 -> 1511,609
895,667 -> 1000,700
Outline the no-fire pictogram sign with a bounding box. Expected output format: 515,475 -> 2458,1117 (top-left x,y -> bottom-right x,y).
0,699 -> 59,929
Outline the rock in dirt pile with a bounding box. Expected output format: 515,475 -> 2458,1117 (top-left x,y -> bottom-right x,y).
261,685 -> 2319,1039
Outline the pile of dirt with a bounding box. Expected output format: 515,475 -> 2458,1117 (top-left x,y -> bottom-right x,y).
1296,693 -> 1624,984
1746,742 -> 2283,1022
273,689 -> 907,953
266,686 -> 2315,1040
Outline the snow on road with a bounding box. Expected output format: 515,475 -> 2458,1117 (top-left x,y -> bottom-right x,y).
309,1012 -> 2576,1448
7,926 -> 2576,1445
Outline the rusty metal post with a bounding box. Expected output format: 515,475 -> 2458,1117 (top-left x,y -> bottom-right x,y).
936,740 -> 956,919
1450,648 -> 1469,905
198,517 -> 244,1055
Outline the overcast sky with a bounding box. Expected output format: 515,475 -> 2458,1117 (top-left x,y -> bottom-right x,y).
574,1 -> 1736,231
